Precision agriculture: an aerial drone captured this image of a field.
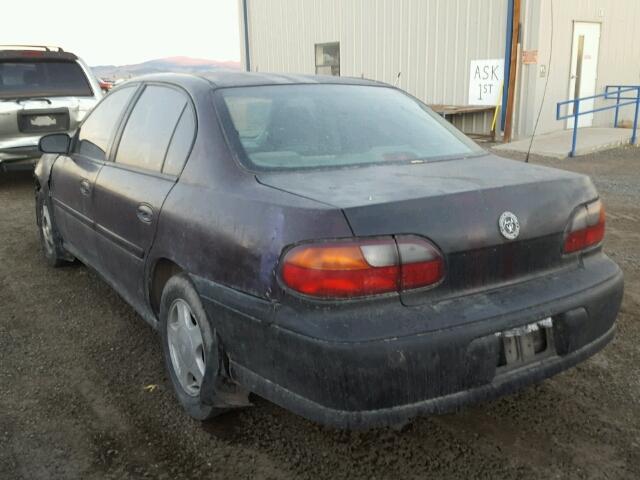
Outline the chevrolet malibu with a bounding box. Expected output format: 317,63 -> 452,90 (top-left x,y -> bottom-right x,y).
34,73 -> 623,429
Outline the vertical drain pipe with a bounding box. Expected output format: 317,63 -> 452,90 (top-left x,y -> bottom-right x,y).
242,0 -> 251,72
503,0 -> 521,143
501,0 -> 514,132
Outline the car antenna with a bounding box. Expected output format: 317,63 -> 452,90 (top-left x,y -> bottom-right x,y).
394,71 -> 401,87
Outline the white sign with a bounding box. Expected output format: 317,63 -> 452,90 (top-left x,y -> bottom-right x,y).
469,59 -> 504,106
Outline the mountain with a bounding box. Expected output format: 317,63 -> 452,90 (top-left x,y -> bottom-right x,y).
92,56 -> 241,80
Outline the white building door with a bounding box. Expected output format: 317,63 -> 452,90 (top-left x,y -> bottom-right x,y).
567,22 -> 601,129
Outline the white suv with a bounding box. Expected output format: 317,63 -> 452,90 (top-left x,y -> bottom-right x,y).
0,45 -> 103,171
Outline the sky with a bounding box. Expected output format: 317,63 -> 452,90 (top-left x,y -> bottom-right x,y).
2,0 -> 241,66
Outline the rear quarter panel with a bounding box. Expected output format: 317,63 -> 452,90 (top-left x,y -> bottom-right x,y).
150,175 -> 352,299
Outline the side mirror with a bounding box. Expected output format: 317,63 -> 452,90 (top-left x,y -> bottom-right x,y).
39,133 -> 71,154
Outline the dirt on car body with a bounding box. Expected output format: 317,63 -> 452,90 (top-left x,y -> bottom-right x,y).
1,146 -> 640,479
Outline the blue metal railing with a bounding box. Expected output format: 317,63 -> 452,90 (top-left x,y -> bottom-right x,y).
556,85 -> 640,157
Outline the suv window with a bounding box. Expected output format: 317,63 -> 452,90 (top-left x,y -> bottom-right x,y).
0,60 -> 93,99
162,104 -> 195,176
115,85 -> 187,172
76,86 -> 135,161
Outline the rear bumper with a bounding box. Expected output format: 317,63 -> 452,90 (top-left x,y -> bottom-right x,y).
231,324 -> 615,429
193,253 -> 623,429
0,156 -> 38,172
0,140 -> 41,170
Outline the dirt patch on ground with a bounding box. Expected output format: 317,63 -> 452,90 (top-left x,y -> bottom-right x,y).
1,146 -> 639,479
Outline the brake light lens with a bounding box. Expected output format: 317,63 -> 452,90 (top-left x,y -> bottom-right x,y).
280,236 -> 444,298
397,236 -> 445,289
564,200 -> 605,253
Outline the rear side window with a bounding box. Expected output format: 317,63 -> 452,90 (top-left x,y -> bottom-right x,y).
115,85 -> 187,172
76,86 -> 135,161
0,60 -> 93,99
162,104 -> 196,176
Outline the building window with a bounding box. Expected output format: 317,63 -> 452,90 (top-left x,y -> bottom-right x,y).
315,42 -> 340,76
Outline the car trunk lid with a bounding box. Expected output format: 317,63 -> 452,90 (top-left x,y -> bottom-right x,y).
257,155 -> 598,304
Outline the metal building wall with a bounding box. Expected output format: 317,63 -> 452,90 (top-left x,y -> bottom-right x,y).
511,0 -> 539,139
519,0 -> 640,137
241,0 -> 508,135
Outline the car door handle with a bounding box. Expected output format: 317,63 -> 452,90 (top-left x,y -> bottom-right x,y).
136,204 -> 154,223
80,179 -> 91,196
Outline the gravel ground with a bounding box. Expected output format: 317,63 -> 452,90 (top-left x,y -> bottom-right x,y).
1,146 -> 639,479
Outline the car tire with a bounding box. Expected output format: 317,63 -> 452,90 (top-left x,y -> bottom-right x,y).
35,188 -> 72,267
160,273 -> 227,421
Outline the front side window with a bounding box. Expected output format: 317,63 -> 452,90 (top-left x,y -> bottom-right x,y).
315,43 -> 340,76
0,60 -> 93,99
115,85 -> 188,172
218,84 -> 483,171
76,86 -> 135,161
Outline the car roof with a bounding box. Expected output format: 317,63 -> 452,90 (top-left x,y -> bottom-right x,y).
0,45 -> 78,62
118,71 -> 386,92
198,71 -> 385,88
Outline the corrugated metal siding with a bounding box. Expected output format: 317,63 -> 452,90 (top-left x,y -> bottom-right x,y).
241,0 -> 640,139
516,0 -> 640,137
242,0 -> 508,135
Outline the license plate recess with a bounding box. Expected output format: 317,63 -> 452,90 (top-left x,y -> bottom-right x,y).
497,317 -> 554,367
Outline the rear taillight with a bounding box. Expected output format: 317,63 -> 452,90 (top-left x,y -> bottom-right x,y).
280,236 -> 444,298
396,236 -> 445,290
564,199 -> 605,253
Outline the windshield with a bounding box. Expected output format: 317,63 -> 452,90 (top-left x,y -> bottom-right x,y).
0,60 -> 93,99
217,84 -> 483,171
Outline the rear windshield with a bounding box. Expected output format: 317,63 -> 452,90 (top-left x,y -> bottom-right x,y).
217,84 -> 483,171
0,60 -> 93,99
